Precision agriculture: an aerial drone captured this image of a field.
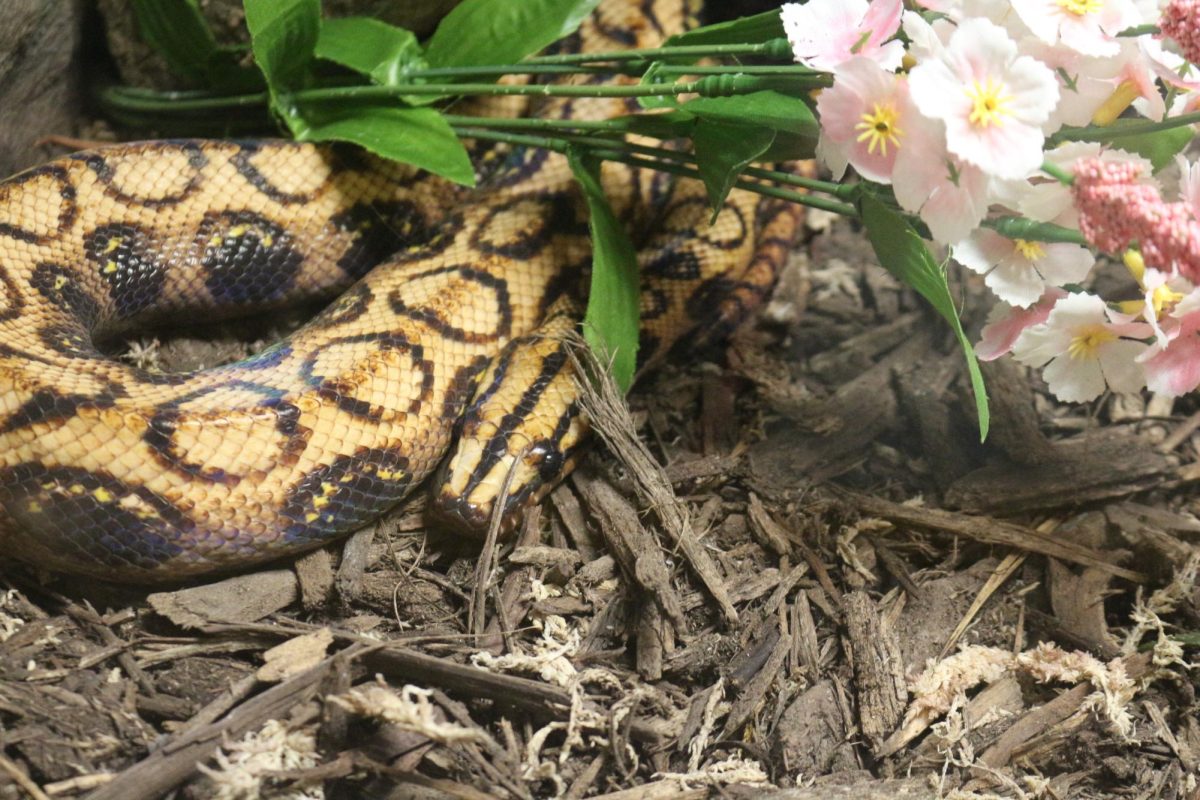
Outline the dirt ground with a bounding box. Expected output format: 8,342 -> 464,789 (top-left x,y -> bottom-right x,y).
1,202 -> 1198,800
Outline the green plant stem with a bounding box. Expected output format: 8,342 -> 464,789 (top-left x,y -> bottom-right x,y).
409,63 -> 818,80
526,39 -> 792,65
452,125 -> 858,216
1119,23 -> 1159,37
102,68 -> 821,118
406,63 -> 639,79
442,114 -> 632,132
1040,160 -> 1073,185
102,86 -> 270,113
983,216 -> 1087,245
1050,110 -> 1200,145
645,64 -> 823,76
450,122 -> 852,199
292,74 -> 802,101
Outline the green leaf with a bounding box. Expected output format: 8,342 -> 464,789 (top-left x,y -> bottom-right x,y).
662,10 -> 786,48
244,0 -> 320,102
612,110 -> 696,139
682,90 -> 817,136
860,194 -> 990,440
425,0 -> 603,71
290,101 -> 475,186
130,0 -> 259,91
692,120 -> 774,220
315,17 -> 426,86
568,149 -> 640,392
1093,119 -> 1194,172
759,130 -> 817,161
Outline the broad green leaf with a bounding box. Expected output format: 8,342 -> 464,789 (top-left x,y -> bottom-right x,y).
663,10 -> 786,48
860,194 -> 990,440
759,130 -> 817,161
244,0 -> 320,100
612,111 -> 696,139
692,119 -> 775,219
1094,119 -> 1193,172
131,0 -> 259,91
315,17 -> 426,86
682,90 -> 817,136
568,149 -> 640,392
291,101 -> 475,186
425,0 -> 603,71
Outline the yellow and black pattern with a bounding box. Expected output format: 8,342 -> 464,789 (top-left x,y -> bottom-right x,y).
0,0 -> 805,581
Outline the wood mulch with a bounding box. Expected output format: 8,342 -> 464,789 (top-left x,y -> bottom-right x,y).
2,210 -> 1199,800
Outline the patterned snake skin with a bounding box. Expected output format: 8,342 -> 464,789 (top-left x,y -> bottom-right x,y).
0,0 -> 803,581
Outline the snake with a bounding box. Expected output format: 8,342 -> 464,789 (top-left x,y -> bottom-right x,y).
0,0 -> 803,582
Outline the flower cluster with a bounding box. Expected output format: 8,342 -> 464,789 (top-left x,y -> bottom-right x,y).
782,0 -> 1200,403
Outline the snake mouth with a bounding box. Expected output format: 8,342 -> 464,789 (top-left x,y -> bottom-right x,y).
428,487 -> 524,540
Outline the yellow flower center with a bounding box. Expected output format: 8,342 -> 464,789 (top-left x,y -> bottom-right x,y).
1067,325 -> 1117,360
1150,284 -> 1185,319
1057,0 -> 1103,15
966,78 -> 1014,128
1013,239 -> 1045,261
854,102 -> 904,156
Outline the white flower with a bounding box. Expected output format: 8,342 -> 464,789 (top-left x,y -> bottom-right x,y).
1017,37 -> 1123,132
954,229 -> 1095,306
781,0 -> 904,72
1011,0 -> 1143,57
908,18 -> 1060,180
1012,292 -> 1150,401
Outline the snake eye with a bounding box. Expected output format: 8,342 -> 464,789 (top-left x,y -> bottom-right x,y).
534,443 -> 563,482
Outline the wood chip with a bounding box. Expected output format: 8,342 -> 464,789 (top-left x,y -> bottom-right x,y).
256,627 -> 334,682
147,569 -> 299,628
293,546 -> 335,610
843,591 -> 906,751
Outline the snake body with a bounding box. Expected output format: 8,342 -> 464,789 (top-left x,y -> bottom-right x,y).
0,0 -> 802,581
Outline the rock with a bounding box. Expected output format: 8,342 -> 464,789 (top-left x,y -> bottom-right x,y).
0,0 -> 85,177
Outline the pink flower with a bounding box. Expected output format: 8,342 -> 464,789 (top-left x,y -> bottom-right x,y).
890,110 -> 991,244
1072,158 -> 1200,278
1159,0 -> 1200,66
1019,144 -> 1153,227
908,19 -> 1060,180
1012,0 -> 1143,57
781,0 -> 905,72
976,288 -> 1065,360
1141,307 -> 1200,395
815,58 -> 915,182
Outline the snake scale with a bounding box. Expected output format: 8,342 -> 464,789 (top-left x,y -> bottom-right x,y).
0,0 -> 803,581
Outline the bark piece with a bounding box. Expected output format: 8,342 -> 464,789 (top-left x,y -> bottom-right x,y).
148,569 -> 298,627
843,591 -> 907,750
773,680 -> 854,776
948,427 -> 1172,514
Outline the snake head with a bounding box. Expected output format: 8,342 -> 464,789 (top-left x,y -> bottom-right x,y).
429,320 -> 587,537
